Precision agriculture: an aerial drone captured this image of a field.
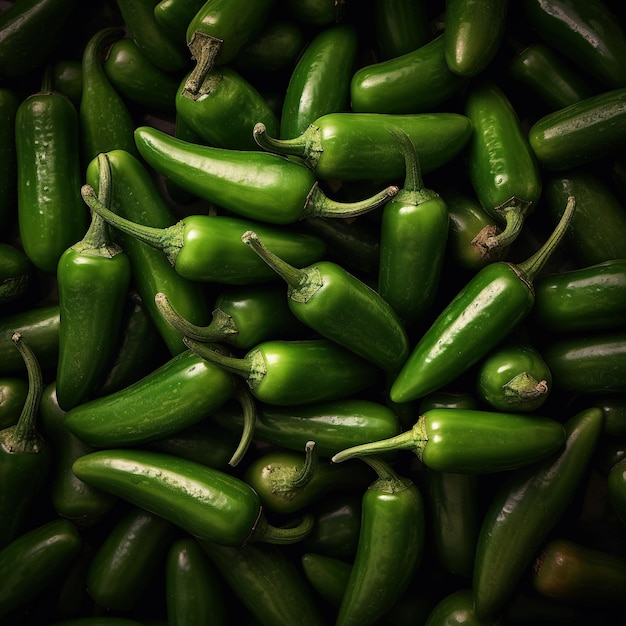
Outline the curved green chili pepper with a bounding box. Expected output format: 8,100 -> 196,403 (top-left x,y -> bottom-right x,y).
103,38 -> 179,114
175,65 -> 280,150
85,149 -> 210,356
542,332 -> 626,394
166,537 -> 227,626
374,0 -> 431,61
242,229 -> 410,372
56,153 -> 132,410
336,456 -> 425,626
86,506 -> 176,612
15,69 -> 88,274
243,441 -> 371,514
389,196 -> 575,403
350,34 -> 467,114
253,111 -> 473,181
528,87 -> 626,170
0,243 -> 30,305
443,0 -> 509,77
521,0 -> 626,89
80,27 -> 139,162
153,0 -> 206,45
378,129 -> 449,331
184,0 -> 277,98
132,125 -> 398,224
0,518 -> 82,621
472,406 -> 603,619
464,78 -> 542,255
0,88 -> 18,230
0,377 -> 28,430
533,259 -> 626,333
332,408 -> 566,473
72,448 -> 314,545
0,333 -> 51,548
301,552 -> 351,608
280,22 -> 357,139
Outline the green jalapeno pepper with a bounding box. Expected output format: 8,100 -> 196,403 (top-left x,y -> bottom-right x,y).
378,130 -> 449,331
184,0 -> 277,98
199,540 -> 327,626
593,394 -> 626,438
0,377 -> 27,431
283,0 -> 346,25
56,154 -> 132,410
531,538 -> 626,606
175,65 -> 280,150
389,196 -> 575,404
607,457 -> 626,524
521,0 -> 626,89
86,506 -> 176,612
332,408 -> 566,473
0,518 -> 82,621
533,259 -> 626,333
528,87 -> 626,170
241,229 -> 410,372
132,125 -> 398,224
374,0 -> 431,60
301,552 -> 351,608
153,0 -> 206,45
424,588 -> 499,626
335,456 -> 425,626
0,88 -> 18,231
103,38 -> 179,114
542,332 -> 626,394
72,448 -> 313,545
166,537 -> 227,626
472,407 -> 603,619
544,170 -> 626,266
52,59 -> 83,109
253,111 -> 473,182
279,22 -> 357,139
85,149 -> 210,356
350,34 -> 467,114
464,78 -> 542,255
185,337 -> 380,406
0,243 -> 30,305
15,69 -> 88,275
0,333 -> 50,549
212,398 -> 402,459
443,0 -> 509,77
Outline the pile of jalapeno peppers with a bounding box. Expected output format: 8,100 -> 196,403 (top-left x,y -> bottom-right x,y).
2,0 -> 626,624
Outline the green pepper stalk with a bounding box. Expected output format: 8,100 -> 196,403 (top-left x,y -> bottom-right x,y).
0,333 -> 51,548
72,448 -> 314,546
242,230 -> 410,373
331,408 -> 566,473
80,184 -> 327,284
336,456 -> 425,626
56,153 -> 132,411
389,195 -> 576,404
253,111 -> 473,181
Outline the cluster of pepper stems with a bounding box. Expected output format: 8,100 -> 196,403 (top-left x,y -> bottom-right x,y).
2,0 -> 626,624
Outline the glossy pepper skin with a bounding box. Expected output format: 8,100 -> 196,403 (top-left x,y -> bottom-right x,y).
0,334 -> 51,549
0,378 -> 28,430
389,196 -> 575,403
424,588 -> 499,626
279,23 -> 357,139
472,407 -> 603,619
15,72 -> 88,274
335,457 -> 425,626
253,111 -> 473,182
443,0 -> 509,77
521,0 -> 626,89
301,552 -> 351,608
242,230 -> 410,373
56,154 -> 132,410
153,0 -> 206,45
374,0 -> 431,60
464,78 -> 542,254
72,448 -> 313,545
332,408 -> 566,473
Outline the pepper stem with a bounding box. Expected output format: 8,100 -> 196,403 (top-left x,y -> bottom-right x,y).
80,184 -> 183,265
472,202 -> 530,256
183,336 -> 256,381
253,121 -> 314,162
228,383 -> 257,467
8,333 -> 43,448
271,441 -> 319,496
155,292 -> 238,343
251,512 -> 315,544
304,182 -> 399,220
183,31 -> 223,99
516,195 -> 576,283
360,455 -> 411,493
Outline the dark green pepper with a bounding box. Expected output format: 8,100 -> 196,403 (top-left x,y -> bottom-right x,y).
389,196 -> 575,403
374,0 -> 431,61
0,333 -> 51,548
242,229 -> 410,372
0,377 -> 28,430
253,111 -> 473,182
301,552 -> 351,608
153,0 -> 206,45
51,59 -> 83,109
335,456 -> 425,626
72,448 -> 314,545
464,78 -> 542,255
56,153 -> 132,410
424,589 -> 499,626
607,457 -> 626,524
331,408 -> 566,473
0,88 -> 18,230
0,243 -> 31,305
